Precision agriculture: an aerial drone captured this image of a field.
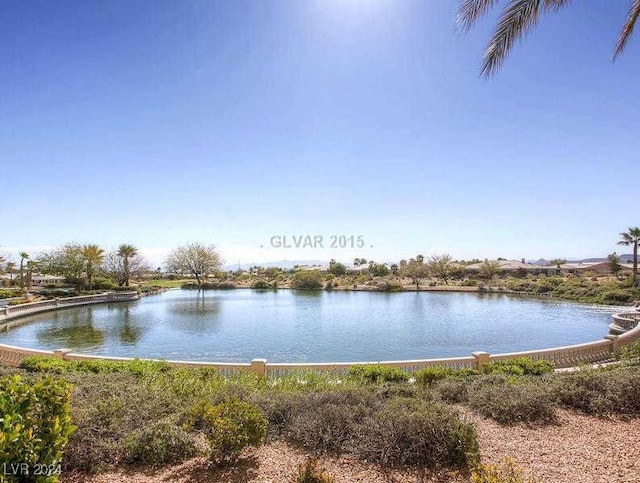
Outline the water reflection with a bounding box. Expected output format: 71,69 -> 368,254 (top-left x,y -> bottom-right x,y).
36,308 -> 104,348
167,290 -> 222,334
118,306 -> 142,345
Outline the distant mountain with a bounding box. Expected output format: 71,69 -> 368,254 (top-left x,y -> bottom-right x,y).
578,254 -> 635,264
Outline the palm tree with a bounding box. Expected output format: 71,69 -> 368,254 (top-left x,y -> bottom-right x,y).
618,227 -> 640,287
25,260 -> 36,292
82,244 -> 104,291
117,244 -> 138,287
6,262 -> 16,284
459,0 -> 640,76
19,252 -> 29,291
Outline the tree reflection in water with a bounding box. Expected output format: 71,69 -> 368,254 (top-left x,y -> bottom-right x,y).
167,290 -> 222,334
118,305 -> 142,345
36,307 -> 105,348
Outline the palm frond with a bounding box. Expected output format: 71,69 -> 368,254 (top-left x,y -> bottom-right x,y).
615,0 -> 640,58
481,0 -> 542,76
480,0 -> 571,76
543,0 -> 572,12
458,0 -> 499,31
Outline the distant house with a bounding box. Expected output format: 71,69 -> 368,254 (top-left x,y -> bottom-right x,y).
558,262 -> 633,275
465,259 -> 545,274
0,273 -> 66,286
295,265 -> 328,272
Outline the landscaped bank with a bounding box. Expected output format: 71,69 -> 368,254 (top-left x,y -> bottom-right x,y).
3,348 -> 640,483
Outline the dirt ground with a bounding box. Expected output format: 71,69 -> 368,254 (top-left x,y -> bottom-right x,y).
62,409 -> 640,483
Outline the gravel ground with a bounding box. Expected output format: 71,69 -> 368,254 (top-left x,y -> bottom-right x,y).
62,410 -> 640,483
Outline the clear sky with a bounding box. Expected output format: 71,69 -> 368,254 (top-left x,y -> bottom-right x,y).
1,0 -> 638,267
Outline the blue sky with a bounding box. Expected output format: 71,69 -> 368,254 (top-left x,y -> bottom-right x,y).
1,0 -> 638,267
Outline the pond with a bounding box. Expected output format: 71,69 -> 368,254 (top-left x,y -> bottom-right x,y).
0,289 -> 616,363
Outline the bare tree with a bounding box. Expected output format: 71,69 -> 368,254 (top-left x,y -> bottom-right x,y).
165,243 -> 222,286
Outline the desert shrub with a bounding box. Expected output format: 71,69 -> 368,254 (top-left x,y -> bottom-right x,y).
295,459 -> 335,483
596,289 -> 637,305
282,390 -> 375,453
251,279 -> 272,289
123,420 -> 198,467
471,457 -> 539,483
435,378 -> 470,403
377,281 -> 403,292
187,398 -> 268,463
291,271 -> 323,290
621,340 -> 640,365
554,367 -> 640,415
63,372 -> 182,472
482,358 -> 553,376
357,398 -> 479,468
347,364 -> 409,384
461,279 -> 478,286
0,375 -> 76,482
468,376 -> 556,424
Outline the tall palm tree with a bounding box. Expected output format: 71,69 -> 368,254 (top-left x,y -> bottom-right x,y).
25,260 -> 36,292
19,252 -> 29,291
618,227 -> 640,287
459,0 -> 640,76
6,262 -> 16,284
82,244 -> 104,291
117,244 -> 138,287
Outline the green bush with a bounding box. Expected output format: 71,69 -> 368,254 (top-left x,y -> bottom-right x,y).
123,420 -> 198,467
347,364 -> 409,384
91,277 -> 118,290
291,271 -> 324,290
0,375 -> 76,482
0,289 -> 20,299
187,398 -> 268,463
414,366 -> 456,385
295,459 -> 335,483
21,356 -> 171,376
468,376 -> 556,424
482,357 -> 554,376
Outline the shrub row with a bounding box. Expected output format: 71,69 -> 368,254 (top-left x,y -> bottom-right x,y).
21,356 -> 172,376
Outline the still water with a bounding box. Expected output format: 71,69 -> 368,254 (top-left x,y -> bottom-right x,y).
0,289 -> 615,363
